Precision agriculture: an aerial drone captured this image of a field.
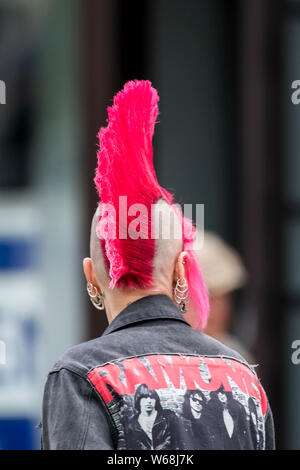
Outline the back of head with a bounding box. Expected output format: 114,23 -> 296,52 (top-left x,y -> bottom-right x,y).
90,198 -> 183,294
92,80 -> 210,328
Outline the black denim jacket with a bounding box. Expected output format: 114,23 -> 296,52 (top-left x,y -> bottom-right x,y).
41,294 -> 275,450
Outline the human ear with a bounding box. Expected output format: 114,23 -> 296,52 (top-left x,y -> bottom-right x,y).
83,257 -> 102,292
173,251 -> 187,283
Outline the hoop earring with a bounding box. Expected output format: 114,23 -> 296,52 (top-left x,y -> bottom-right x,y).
174,277 -> 189,313
87,282 -> 105,310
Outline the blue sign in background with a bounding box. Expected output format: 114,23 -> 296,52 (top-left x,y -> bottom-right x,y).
0,418 -> 40,450
0,238 -> 36,270
0,237 -> 40,450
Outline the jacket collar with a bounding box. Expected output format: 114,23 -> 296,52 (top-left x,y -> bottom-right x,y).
102,294 -> 190,336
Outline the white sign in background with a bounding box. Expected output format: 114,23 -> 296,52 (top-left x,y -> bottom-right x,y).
0,196 -> 45,417
0,273 -> 45,415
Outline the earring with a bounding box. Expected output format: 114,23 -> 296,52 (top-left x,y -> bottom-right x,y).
87,281 -> 105,310
174,277 -> 189,313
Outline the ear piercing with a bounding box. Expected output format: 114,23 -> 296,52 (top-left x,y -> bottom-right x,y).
174,277 -> 189,313
87,281 -> 105,310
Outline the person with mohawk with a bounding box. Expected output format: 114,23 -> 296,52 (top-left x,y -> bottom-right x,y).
41,80 -> 275,450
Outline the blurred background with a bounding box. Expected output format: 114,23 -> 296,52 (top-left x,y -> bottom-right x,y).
0,0 -> 299,450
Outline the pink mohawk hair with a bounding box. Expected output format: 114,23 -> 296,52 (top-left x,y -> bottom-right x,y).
94,80 -> 173,289
94,79 -> 210,328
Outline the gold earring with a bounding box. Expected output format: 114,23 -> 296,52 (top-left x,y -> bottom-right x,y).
87,281 -> 105,310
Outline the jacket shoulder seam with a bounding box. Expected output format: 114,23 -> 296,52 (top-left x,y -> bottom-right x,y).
48,364 -> 88,377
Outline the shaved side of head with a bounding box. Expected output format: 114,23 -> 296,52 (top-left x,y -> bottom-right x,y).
90,206 -> 111,289
151,199 -> 183,292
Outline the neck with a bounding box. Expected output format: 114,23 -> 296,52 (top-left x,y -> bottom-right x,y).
104,287 -> 173,324
140,409 -> 156,418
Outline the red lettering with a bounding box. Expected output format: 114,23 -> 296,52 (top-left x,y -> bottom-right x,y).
148,355 -> 185,389
122,357 -> 160,394
211,359 -> 249,394
183,356 -> 222,391
87,363 -> 126,402
87,354 -> 268,415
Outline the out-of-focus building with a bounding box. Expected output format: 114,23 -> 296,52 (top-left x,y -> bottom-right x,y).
190,232 -> 253,363
0,0 -> 85,449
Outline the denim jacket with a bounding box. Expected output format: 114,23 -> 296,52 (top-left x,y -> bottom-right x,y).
41,294 -> 275,450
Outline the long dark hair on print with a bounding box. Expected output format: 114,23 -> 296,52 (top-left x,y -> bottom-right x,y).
134,384 -> 163,414
207,385 -> 241,419
182,389 -> 206,420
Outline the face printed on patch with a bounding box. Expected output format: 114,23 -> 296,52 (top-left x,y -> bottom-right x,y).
190,392 -> 203,414
218,392 -> 228,404
140,396 -> 156,414
87,354 -> 268,450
